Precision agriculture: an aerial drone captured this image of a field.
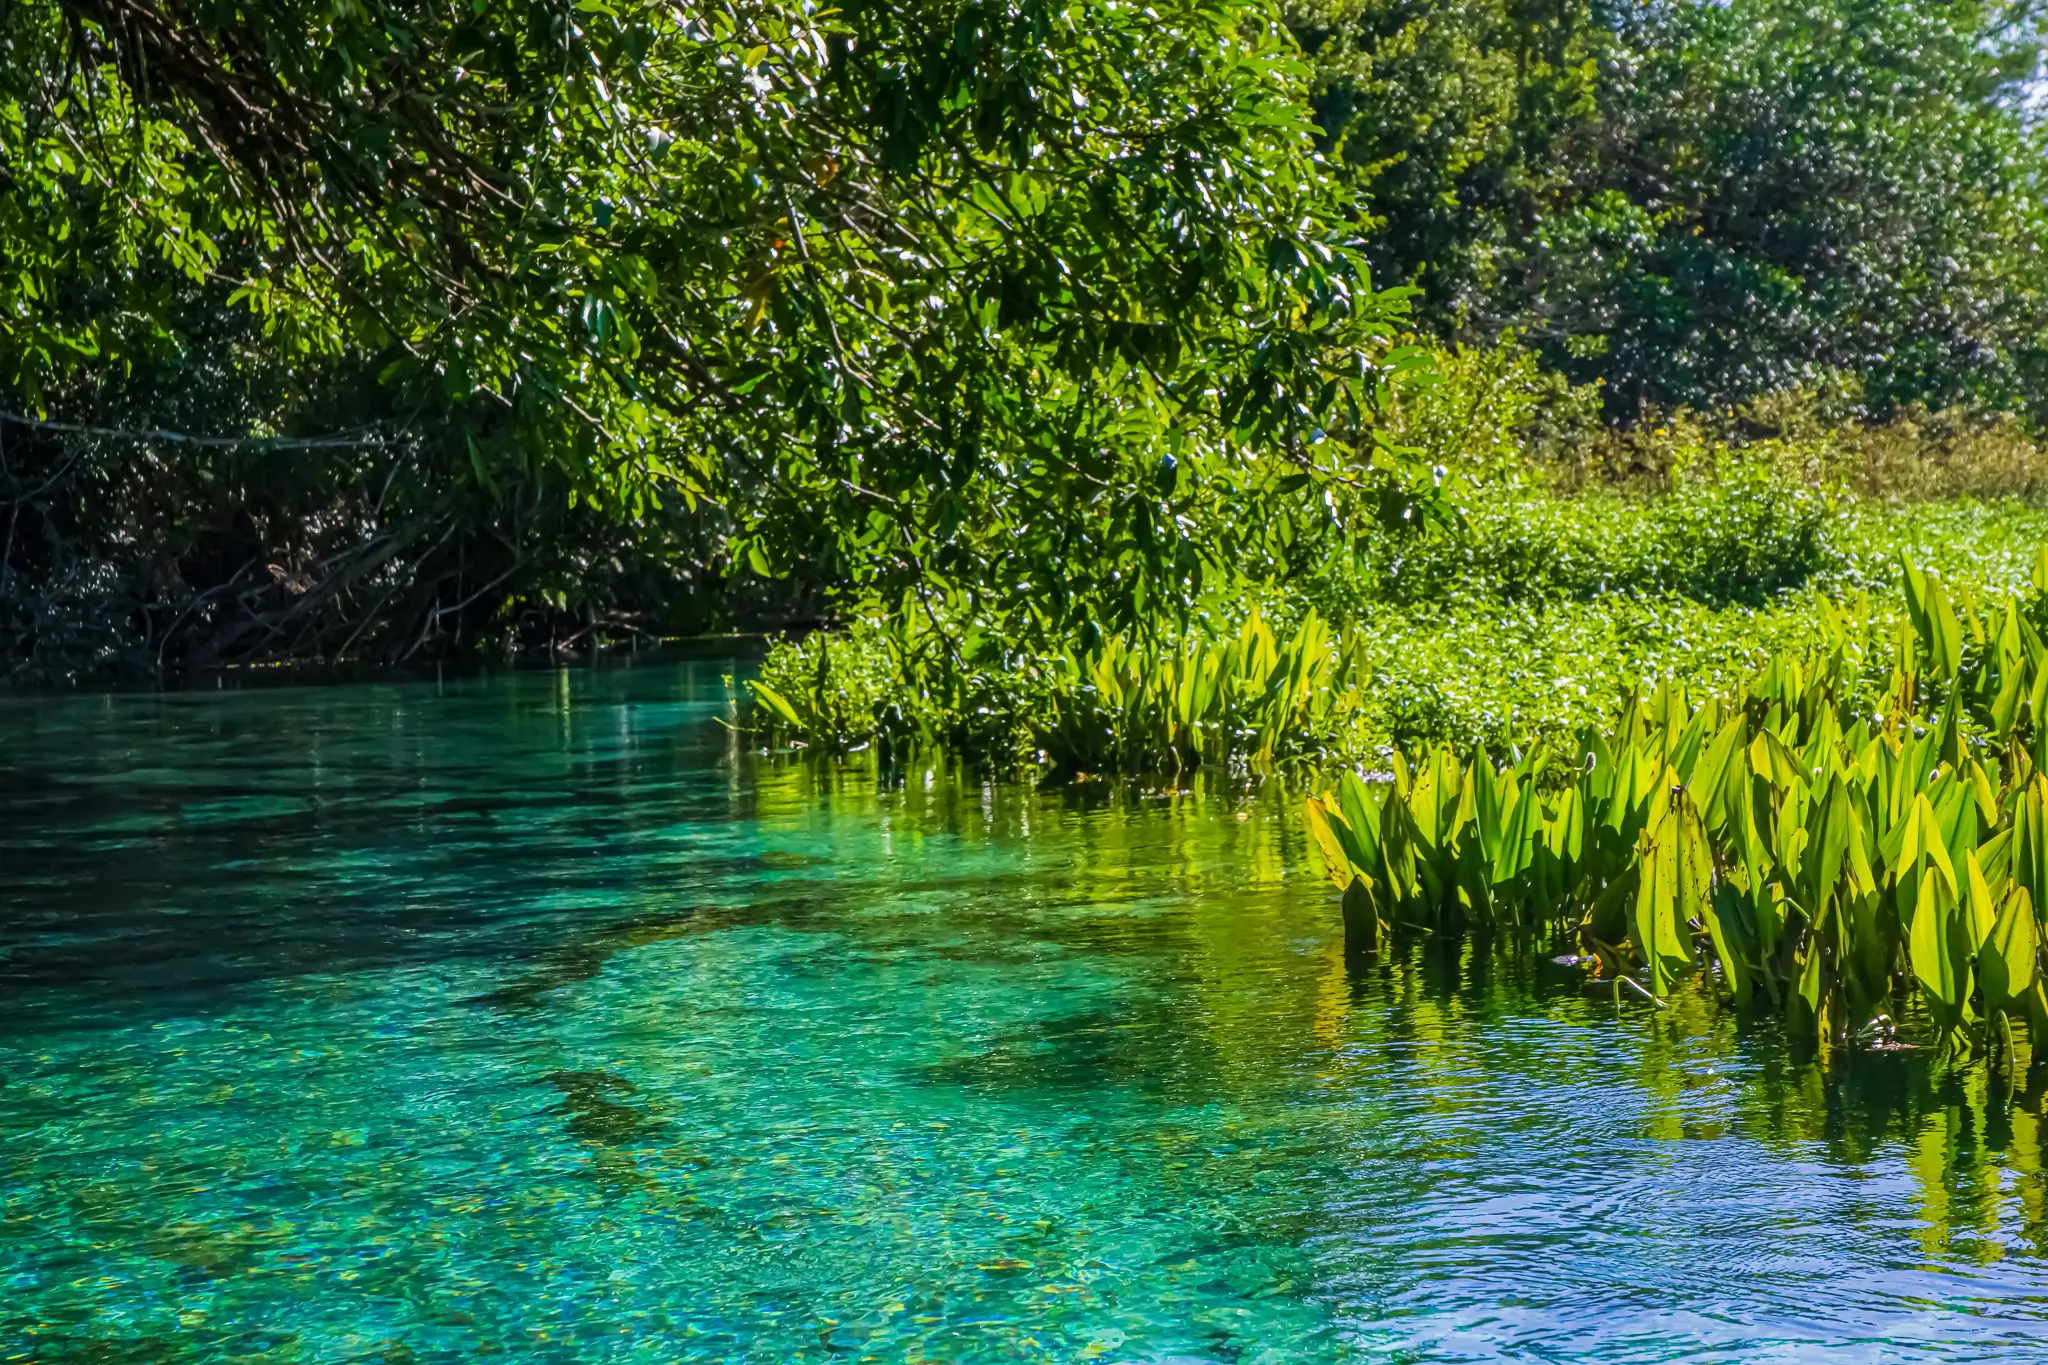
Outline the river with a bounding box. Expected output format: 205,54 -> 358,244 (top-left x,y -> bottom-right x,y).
4,660 -> 2046,1362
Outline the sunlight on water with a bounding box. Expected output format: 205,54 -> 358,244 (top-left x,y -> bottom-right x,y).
4,661 -> 2048,1362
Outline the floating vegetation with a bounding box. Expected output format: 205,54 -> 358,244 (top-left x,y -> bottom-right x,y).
1306,556 -> 2048,1056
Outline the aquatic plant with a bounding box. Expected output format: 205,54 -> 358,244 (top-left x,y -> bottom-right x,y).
750,602 -> 1392,775
1305,557 -> 2048,1055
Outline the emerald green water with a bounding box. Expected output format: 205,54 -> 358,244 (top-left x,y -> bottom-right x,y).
5,663 -> 2048,1363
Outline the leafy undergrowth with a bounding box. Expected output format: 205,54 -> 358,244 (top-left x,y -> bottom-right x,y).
753,485 -> 2048,774
1282,495 -> 2048,756
748,358 -> 2048,776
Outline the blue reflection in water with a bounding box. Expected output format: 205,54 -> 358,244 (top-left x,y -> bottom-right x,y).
2,662 -> 2046,1363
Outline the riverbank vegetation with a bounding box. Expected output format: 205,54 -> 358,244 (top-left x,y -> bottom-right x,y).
5,0 -> 2047,691
748,369 -> 2048,770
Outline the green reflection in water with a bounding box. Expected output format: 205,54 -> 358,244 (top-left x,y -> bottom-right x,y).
3,663 -> 2048,1363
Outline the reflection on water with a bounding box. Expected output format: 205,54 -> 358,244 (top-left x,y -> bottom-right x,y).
3,662 -> 2047,1362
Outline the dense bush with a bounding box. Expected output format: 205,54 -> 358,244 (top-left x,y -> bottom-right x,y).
1307,588 -> 2048,1056
4,0 -> 1436,682
1323,478 -> 1832,613
1292,0 -> 2048,418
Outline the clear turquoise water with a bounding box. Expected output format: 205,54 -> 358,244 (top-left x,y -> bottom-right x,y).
5,662 -> 2048,1364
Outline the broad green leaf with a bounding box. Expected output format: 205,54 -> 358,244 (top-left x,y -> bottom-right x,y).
1979,886 -> 2039,1014
748,680 -> 801,727
1494,781 -> 1543,884
1910,867 -> 1967,1029
1632,816 -> 1695,997
1303,797 -> 1357,891
1964,849 -> 1999,949
1702,882 -> 1753,1005
1336,771 -> 1383,870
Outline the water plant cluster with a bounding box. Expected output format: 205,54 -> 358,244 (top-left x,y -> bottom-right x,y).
1306,561 -> 2048,1055
751,604 -> 1380,775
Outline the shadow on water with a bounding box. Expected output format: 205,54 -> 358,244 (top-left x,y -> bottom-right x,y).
0,662 -> 771,1018
467,910 -> 715,1012
541,1070 -> 671,1146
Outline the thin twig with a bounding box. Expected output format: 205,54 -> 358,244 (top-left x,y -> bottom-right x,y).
0,419 -> 16,600
0,412 -> 391,451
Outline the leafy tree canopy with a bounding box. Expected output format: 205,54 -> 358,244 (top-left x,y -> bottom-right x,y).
1294,0 -> 2048,415
3,0 -> 1429,645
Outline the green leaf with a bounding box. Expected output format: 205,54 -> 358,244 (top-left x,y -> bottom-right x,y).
1303,797 -> 1357,890
1979,886 -> 2039,1014
1494,780 -> 1543,884
1692,714 -> 1750,832
748,680 -> 802,728
1702,881 -> 1754,1005
1964,849 -> 1999,950
1631,811 -> 1696,997
1336,770 -> 1383,871
1910,866 -> 1968,1030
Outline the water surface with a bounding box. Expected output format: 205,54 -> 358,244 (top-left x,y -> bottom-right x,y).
4,662 -> 2047,1362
